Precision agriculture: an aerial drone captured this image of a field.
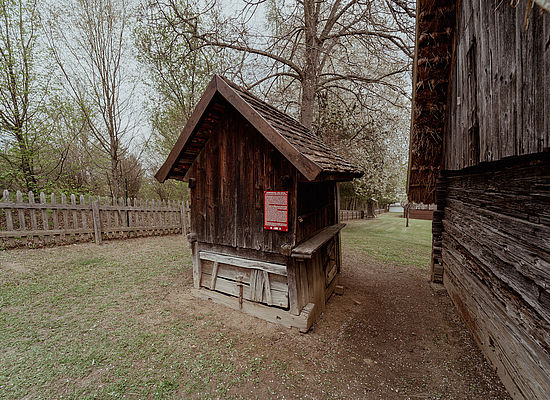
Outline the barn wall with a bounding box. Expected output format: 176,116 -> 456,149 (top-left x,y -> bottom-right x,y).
440,153 -> 550,400
445,1 -> 550,170
188,105 -> 297,254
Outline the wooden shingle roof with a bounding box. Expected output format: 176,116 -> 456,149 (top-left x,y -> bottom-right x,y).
155,75 -> 363,183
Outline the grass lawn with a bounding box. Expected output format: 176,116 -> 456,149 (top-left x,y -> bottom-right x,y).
0,216 -> 459,400
341,212 -> 432,268
0,238 -> 243,399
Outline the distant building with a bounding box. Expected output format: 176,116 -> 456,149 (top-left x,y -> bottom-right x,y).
388,203 -> 404,213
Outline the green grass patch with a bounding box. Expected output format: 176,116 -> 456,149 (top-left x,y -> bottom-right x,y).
0,215 -> 433,398
0,237 -> 268,399
341,212 -> 432,268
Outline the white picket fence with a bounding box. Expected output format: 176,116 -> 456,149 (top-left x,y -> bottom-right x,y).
0,190 -> 190,249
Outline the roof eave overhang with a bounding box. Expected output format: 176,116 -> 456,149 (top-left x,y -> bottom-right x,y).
300,170 -> 364,182
154,77 -> 218,183
155,75 -> 325,183
407,0 -> 456,204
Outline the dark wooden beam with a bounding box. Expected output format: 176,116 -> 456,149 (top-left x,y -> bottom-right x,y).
154,77 -> 218,183
291,223 -> 345,259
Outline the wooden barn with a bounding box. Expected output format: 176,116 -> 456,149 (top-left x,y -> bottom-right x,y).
156,75 -> 362,331
408,1 -> 550,399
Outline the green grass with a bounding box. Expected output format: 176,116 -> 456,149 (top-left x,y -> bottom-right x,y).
0,237 -> 273,399
0,215 -> 434,398
341,212 -> 432,268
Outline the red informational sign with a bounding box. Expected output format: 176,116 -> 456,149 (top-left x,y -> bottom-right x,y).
264,191 -> 288,232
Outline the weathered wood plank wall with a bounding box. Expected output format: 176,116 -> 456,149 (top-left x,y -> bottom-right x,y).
436,3 -> 550,397
0,190 -> 189,248
188,106 -> 297,255
445,1 -> 550,170
440,153 -> 550,400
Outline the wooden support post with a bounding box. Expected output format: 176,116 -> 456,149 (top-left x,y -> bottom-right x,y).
287,260 -> 300,315
431,176 -> 446,283
181,201 -> 188,235
191,239 -> 201,288
238,277 -> 244,309
299,261 -> 309,307
210,261 -> 219,289
335,182 -> 341,223
186,201 -> 190,232
263,270 -> 273,306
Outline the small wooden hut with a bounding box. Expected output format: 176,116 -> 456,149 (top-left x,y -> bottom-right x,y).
156,75 -> 362,331
409,1 -> 549,399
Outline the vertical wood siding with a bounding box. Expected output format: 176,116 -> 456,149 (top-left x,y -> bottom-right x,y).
188,105 -> 297,255
445,1 -> 550,170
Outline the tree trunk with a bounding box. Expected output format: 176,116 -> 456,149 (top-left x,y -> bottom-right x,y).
300,70 -> 317,130
21,155 -> 37,193
15,128 -> 38,193
300,0 -> 320,130
110,147 -> 120,198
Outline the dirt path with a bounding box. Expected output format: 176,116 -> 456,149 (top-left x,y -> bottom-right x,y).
171,243 -> 510,399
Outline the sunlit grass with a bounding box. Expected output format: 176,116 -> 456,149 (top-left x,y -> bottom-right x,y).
341,212 -> 432,268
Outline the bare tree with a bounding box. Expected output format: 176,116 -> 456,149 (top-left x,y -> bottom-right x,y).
136,1 -> 224,162
145,0 -> 414,129
45,0 -> 138,197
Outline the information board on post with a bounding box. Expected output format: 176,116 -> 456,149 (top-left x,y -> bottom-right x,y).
264,191 -> 288,232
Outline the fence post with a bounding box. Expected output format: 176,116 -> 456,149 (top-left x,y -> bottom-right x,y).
181,201 -> 187,235
60,193 -> 68,242
3,190 -> 15,247
92,197 -> 102,244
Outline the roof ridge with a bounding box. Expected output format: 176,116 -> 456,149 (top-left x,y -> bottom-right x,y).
218,76 -> 350,155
